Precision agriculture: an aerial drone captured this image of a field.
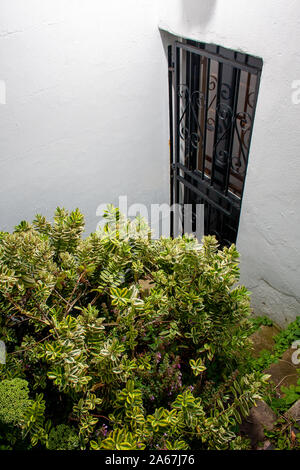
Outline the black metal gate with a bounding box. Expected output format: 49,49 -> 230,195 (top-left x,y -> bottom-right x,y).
168,40 -> 262,247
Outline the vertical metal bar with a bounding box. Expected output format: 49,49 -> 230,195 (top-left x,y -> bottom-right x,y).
206,202 -> 211,238
239,69 -> 262,203
225,68 -> 241,195
197,55 -> 205,172
202,57 -> 210,178
174,45 -> 180,234
211,59 -> 223,187
237,71 -> 251,166
244,72 -> 251,113
210,57 -> 223,245
191,53 -> 201,171
186,50 -> 191,170
168,45 -> 174,237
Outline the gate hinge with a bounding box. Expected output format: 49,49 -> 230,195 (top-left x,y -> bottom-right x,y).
168,63 -> 175,72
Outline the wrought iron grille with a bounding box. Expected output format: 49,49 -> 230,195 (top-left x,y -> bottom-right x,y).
168,40 -> 262,247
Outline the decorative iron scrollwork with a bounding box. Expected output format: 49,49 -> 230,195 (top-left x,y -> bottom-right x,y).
178,84 -> 204,153
177,71 -> 257,178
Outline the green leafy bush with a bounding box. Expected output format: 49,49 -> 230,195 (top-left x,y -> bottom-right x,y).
0,206 -> 269,450
0,378 -> 30,425
48,424 -> 80,450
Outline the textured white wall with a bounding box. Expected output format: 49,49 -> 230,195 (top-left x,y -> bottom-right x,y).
159,0 -> 300,326
1,1 -> 300,326
0,0 -> 170,234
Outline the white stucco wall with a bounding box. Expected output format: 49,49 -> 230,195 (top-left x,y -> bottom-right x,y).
0,0 -> 170,235
159,0 -> 300,326
1,0 -> 299,326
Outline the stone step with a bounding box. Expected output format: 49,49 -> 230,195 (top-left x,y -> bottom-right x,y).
249,324 -> 298,392
240,399 -> 277,447
264,347 -> 299,393
242,323 -> 299,448
284,399 -> 300,422
249,324 -> 281,358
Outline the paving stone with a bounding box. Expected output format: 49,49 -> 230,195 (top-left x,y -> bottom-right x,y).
284,399 -> 300,422
264,347 -> 298,393
249,325 -> 281,358
240,400 -> 277,447
257,440 -> 275,451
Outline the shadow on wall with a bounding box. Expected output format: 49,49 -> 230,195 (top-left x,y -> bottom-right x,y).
181,0 -> 217,27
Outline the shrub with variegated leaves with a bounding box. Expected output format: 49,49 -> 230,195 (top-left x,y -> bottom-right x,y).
0,206 -> 268,450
